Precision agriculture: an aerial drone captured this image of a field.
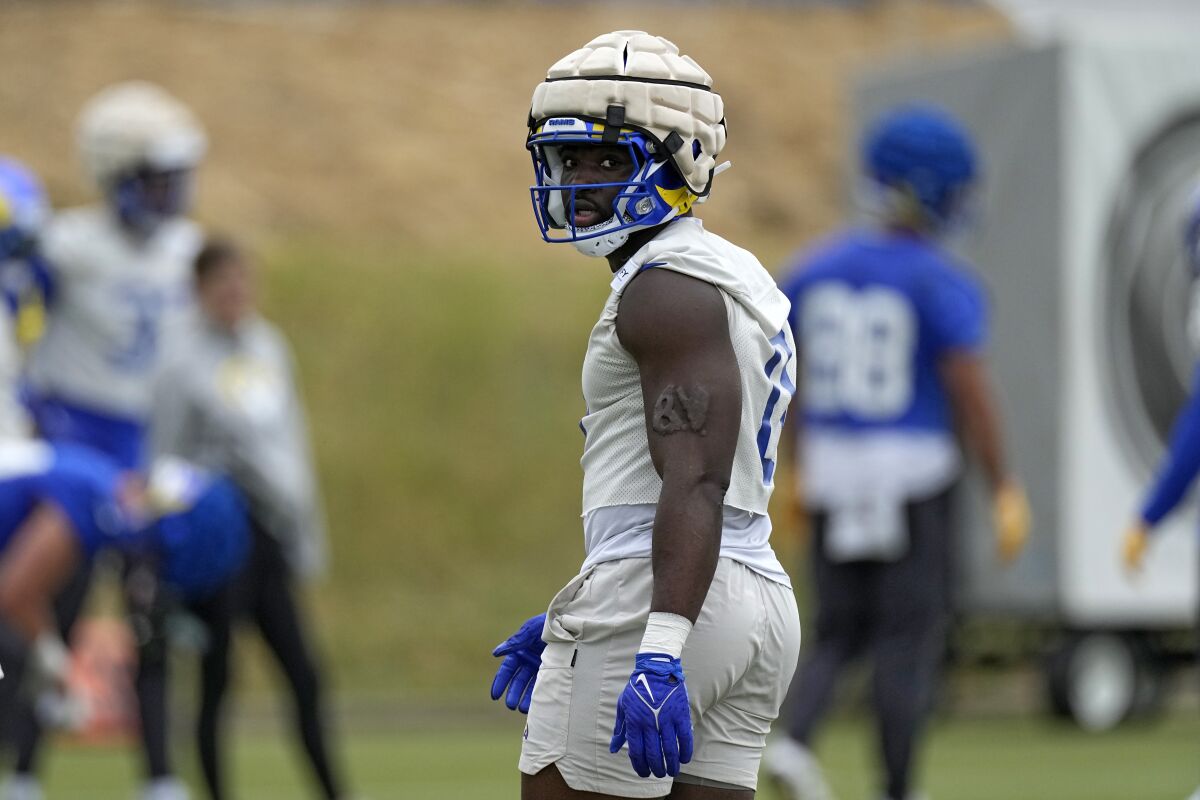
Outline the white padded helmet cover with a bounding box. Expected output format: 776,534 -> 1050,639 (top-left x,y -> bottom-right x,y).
77,81 -> 207,187
530,31 -> 726,196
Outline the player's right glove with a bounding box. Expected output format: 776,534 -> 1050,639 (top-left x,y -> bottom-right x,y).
609,652 -> 694,779
490,613 -> 546,714
1120,522 -> 1150,574
993,480 -> 1031,563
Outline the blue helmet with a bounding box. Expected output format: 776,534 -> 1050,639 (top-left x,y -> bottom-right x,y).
0,156 -> 49,261
862,104 -> 978,228
143,464 -> 249,598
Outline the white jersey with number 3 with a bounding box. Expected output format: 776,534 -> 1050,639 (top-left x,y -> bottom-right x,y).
26,206 -> 199,419
579,218 -> 795,584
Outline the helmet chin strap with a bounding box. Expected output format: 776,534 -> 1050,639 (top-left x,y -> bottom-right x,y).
571,225 -> 630,257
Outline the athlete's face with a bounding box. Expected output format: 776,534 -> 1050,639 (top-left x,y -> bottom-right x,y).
559,144 -> 636,228
198,254 -> 256,331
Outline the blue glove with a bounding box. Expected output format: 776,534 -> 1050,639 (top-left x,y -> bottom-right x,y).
490,614 -> 546,714
609,653 -> 694,778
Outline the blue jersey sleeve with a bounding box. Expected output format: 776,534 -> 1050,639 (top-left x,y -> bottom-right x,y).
925,267 -> 987,354
1140,365 -> 1200,527
38,445 -> 124,558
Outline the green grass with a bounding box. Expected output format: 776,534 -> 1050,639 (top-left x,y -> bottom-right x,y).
31,713 -> 1200,800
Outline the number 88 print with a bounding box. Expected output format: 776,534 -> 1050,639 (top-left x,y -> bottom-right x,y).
801,284 -> 916,419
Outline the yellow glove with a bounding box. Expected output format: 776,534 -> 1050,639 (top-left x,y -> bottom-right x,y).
993,481 -> 1031,563
1120,523 -> 1150,574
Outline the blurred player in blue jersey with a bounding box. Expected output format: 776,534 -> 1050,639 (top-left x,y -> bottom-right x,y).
0,441 -> 247,749
0,157 -> 48,440
764,105 -> 1030,800
493,31 -> 801,799
8,82 -> 207,800
1120,188 -> 1200,800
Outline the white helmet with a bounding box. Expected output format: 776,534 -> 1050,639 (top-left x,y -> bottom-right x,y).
527,31 -> 727,257
76,81 -> 206,189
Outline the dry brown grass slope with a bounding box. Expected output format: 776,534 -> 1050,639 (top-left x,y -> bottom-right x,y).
0,1 -> 1007,261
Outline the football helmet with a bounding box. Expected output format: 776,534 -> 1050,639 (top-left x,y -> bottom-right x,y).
139,459 -> 249,598
862,104 -> 978,232
0,156 -> 49,262
76,81 -> 206,233
527,31 -> 727,257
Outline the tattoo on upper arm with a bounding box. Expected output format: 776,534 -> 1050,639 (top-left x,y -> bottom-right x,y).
651,385 -> 710,436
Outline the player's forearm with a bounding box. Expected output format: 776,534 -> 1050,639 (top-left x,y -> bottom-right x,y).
943,354 -> 1009,490
649,472 -> 725,623
1140,392 -> 1200,525
964,394 -> 1007,491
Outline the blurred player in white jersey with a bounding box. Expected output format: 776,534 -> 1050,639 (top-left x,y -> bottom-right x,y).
5,82 -> 206,800
491,30 -> 801,799
764,106 -> 1029,800
25,81 -> 204,467
1120,188 -> 1200,800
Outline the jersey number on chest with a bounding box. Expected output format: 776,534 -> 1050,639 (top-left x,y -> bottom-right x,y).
801,284 -> 916,419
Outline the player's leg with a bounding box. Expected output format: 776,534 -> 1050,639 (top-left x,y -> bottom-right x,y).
765,513 -> 869,800
684,562 -> 801,797
122,553 -> 179,787
869,491 -> 952,800
669,777 -> 752,799
521,560 -> 681,798
0,504 -> 82,792
248,527 -> 345,800
187,585 -> 236,800
8,540 -> 93,783
786,513 -> 871,745
522,763 -> 661,799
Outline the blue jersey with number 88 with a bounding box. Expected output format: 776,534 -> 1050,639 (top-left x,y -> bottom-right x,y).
780,229 -> 987,434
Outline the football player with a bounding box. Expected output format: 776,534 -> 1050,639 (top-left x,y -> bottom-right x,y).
763,105 -> 1029,800
24,80 -> 205,467
9,81 -> 206,800
492,30 -> 802,799
0,156 -> 48,440
1120,188 -> 1200,800
0,440 -> 248,746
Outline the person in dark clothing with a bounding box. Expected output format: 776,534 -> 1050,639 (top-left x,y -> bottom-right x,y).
152,239 -> 348,800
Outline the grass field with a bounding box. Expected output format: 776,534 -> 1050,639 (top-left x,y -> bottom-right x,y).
31,713 -> 1200,800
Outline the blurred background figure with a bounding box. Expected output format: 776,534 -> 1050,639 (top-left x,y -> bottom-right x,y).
0,441 -> 248,759
764,105 -> 1030,800
152,238 -> 346,800
0,157 -> 46,441
6,81 -> 207,800
1120,187 -> 1200,800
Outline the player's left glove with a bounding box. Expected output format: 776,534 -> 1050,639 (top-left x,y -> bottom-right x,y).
490,613 -> 546,714
609,653 -> 694,779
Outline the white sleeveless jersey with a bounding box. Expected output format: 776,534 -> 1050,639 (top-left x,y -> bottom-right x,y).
580,217 -> 796,517
26,206 -> 199,419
